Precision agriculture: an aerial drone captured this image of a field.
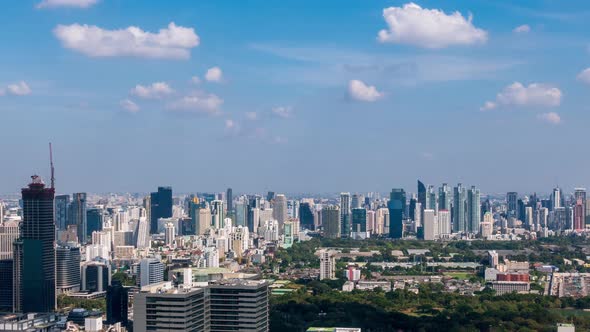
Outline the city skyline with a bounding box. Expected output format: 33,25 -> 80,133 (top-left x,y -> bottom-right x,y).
2,0 -> 590,193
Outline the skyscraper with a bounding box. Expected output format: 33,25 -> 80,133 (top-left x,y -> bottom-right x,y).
70,193 -> 87,244
226,187 -> 233,213
149,187 -> 173,234
417,180 -> 426,217
322,205 -> 340,239
507,192 -> 518,218
273,194 -> 287,233
574,188 -> 586,229
423,209 -> 437,240
551,187 -> 563,211
86,208 -> 103,239
13,175 -> 56,313
351,194 -> 363,209
438,184 -> 451,211
340,193 -> 351,238
211,200 -> 225,229
351,208 -> 367,233
299,202 -> 315,230
467,186 -> 481,234
0,221 -> 18,260
106,280 -> 129,327
55,195 -> 70,231
426,185 -> 437,212
452,184 -> 467,233
56,245 -> 81,295
388,188 -> 406,239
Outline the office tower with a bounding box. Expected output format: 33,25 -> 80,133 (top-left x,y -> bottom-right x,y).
86,208 -> 103,239
267,191 -> 276,202
538,207 -> 549,232
299,202 -> 315,230
574,198 -> 585,231
452,184 -> 467,233
138,258 -> 164,287
551,187 -> 563,211
134,283 -> 209,332
226,187 -> 233,213
164,222 -> 175,246
13,175 -> 56,313
351,194 -> 363,209
81,260 -> 111,292
507,192 -> 518,218
438,210 -> 451,237
481,199 -> 492,221
438,184 -> 451,210
467,186 -> 480,234
273,194 -> 288,233
417,180 -> 426,215
211,200 -> 225,229
340,193 -> 351,238
574,188 -> 586,226
351,208 -> 367,233
423,209 -> 437,240
322,206 -> 340,239
106,280 -> 129,327
70,193 -> 87,243
0,201 -> 3,223
525,206 -> 534,230
55,195 -> 70,231
409,196 -> 417,221
414,202 -> 422,230
0,259 -> 12,312
149,186 -> 173,234
56,245 -> 81,294
426,185 -> 437,211
208,280 -> 269,332
195,207 -> 212,235
0,221 -> 18,260
319,250 -> 335,280
388,189 -> 406,239
235,201 -> 247,227
135,219 -> 149,249
366,210 -> 375,233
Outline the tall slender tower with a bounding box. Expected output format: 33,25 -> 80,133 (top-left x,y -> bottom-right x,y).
340,193 -> 351,238
13,175 -> 56,313
452,184 -> 466,233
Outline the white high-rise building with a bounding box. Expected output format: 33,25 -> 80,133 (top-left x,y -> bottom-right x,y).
423,209 -> 437,240
211,200 -> 225,229
139,258 -> 164,287
164,222 -> 175,247
196,207 -> 212,235
204,247 -> 219,268
0,221 -> 18,260
319,250 -> 335,280
437,210 -> 451,237
273,194 -> 288,233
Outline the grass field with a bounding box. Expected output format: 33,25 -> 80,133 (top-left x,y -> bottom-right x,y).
443,272 -> 474,280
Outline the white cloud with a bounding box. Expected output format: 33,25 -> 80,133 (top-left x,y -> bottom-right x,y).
167,92 -> 223,114
481,82 -> 562,110
348,79 -> 383,102
191,76 -> 201,84
577,68 -> 590,84
36,0 -> 98,9
271,106 -> 292,118
537,112 -> 561,124
225,119 -> 236,129
0,81 -> 32,96
205,67 -> 223,82
120,99 -> 140,113
245,112 -> 258,120
131,82 -> 174,99
513,24 -> 531,33
378,3 -> 487,48
53,22 -> 199,59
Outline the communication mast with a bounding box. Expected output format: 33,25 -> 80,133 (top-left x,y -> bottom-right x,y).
49,142 -> 55,189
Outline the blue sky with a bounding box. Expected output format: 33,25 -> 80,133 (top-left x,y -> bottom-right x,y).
1,0 -> 590,195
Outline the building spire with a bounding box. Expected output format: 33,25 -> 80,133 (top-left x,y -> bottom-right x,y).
49,142 -> 55,189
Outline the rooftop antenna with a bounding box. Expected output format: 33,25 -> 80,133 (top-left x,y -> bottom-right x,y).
49,142 -> 55,189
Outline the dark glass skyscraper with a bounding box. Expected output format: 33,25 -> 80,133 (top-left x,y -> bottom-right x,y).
352,208 -> 367,233
70,193 -> 87,243
54,195 -> 70,231
388,189 -> 406,239
13,175 -> 56,313
149,186 -> 173,234
106,280 -> 129,327
417,180 -> 426,218
86,208 -> 104,238
299,203 -> 315,230
226,187 -> 233,213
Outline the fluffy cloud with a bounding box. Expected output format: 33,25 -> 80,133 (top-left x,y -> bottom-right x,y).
205,67 -> 223,82
0,81 -> 32,96
53,22 -> 199,59
537,112 -> 561,124
36,0 -> 98,8
348,79 -> 383,102
120,99 -> 140,113
378,3 -> 487,48
130,82 -> 174,99
167,92 -> 223,114
481,82 -> 562,110
271,106 -> 292,118
513,24 -> 531,33
577,68 -> 590,84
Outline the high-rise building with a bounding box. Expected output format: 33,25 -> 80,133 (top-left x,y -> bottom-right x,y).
138,258 -> 164,287
149,187 -> 173,234
196,207 -> 212,235
81,260 -> 111,292
0,221 -> 18,260
574,198 -> 585,231
426,185 -> 437,212
507,192 -> 518,218
452,184 -> 467,233
574,188 -> 586,229
438,184 -> 451,210
106,280 -> 129,327
164,222 -> 175,246
86,208 -> 103,239
13,175 -> 56,313
467,186 -> 481,234
423,209 -> 437,240
235,201 -> 247,227
226,187 -> 233,213
273,194 -> 287,233
208,280 -> 269,332
551,187 -> 563,211
417,180 -> 426,218
70,193 -> 87,243
438,210 -> 451,237
211,200 -> 225,229
351,208 -> 367,233
322,206 -> 340,239
55,195 -> 70,231
319,250 -> 335,280
340,193 -> 351,238
388,189 -> 406,239
56,245 -> 81,294
0,259 -> 12,312
299,202 -> 315,230
408,196 -> 417,221
351,194 -> 363,209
